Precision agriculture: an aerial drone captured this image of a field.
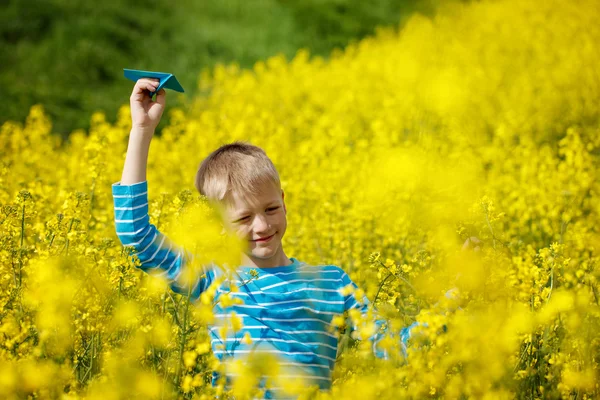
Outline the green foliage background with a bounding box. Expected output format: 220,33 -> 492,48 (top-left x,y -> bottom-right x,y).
0,0 -> 435,136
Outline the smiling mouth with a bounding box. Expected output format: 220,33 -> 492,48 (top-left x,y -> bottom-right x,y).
252,233 -> 275,243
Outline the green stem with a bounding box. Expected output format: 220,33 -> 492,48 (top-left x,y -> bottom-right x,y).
20,205 -> 25,247
118,264 -> 124,300
175,287 -> 192,386
17,204 -> 25,287
484,209 -> 496,250
373,272 -> 394,304
546,263 -> 554,304
513,342 -> 531,372
64,217 -> 76,255
90,333 -> 95,378
162,352 -> 172,400
377,260 -> 417,293
89,178 -> 96,225
591,284 -> 600,306
167,292 -> 182,327
11,258 -> 17,288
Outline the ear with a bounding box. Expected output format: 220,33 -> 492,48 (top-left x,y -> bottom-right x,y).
282,190 -> 287,214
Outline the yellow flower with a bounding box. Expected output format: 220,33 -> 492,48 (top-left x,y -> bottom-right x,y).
2,0 -> 600,397
241,332 -> 253,345
196,342 -> 211,355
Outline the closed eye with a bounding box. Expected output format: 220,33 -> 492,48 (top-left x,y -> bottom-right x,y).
266,206 -> 280,212
234,215 -> 250,223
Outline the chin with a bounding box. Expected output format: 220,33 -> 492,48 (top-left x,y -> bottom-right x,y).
250,248 -> 276,260
248,242 -> 280,260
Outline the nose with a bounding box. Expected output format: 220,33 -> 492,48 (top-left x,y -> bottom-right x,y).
252,214 -> 270,234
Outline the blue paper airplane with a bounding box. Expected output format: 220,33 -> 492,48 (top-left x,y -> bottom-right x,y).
123,68 -> 185,96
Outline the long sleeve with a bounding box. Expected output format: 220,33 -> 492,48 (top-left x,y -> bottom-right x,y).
112,180 -> 216,300
340,271 -> 419,359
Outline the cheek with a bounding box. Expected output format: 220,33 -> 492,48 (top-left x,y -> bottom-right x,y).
276,214 -> 287,231
234,225 -> 250,238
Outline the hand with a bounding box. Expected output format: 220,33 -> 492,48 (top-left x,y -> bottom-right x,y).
129,78 -> 166,132
462,236 -> 482,252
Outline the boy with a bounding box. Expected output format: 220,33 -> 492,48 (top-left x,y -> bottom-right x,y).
113,79 -> 416,398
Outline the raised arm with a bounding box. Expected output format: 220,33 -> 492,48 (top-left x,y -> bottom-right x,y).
121,78 -> 165,185
113,80 -> 217,300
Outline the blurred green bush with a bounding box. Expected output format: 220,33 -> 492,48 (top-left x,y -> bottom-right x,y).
0,0 -> 434,137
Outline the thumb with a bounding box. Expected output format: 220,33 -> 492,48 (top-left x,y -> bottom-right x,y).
155,88 -> 167,108
147,88 -> 166,123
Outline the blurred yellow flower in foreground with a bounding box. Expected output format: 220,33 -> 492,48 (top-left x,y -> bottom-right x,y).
1,0 -> 599,398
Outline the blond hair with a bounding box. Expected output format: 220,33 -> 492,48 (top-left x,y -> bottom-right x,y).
194,142 -> 281,202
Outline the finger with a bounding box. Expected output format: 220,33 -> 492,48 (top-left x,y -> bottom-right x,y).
131,79 -> 159,100
133,78 -> 157,92
142,81 -> 158,95
469,236 -> 482,245
461,238 -> 471,251
134,78 -> 160,93
138,77 -> 160,85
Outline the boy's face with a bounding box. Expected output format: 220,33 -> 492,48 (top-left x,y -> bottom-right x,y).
223,181 -> 287,265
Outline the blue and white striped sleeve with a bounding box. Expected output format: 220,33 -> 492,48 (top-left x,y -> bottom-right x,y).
340,271 -> 418,359
112,180 -> 215,300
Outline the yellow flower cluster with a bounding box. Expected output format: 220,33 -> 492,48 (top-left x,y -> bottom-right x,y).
1,0 -> 599,398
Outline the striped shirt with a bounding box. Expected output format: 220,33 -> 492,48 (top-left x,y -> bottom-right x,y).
113,181 -> 415,398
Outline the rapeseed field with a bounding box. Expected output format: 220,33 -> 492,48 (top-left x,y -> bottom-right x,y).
1,0 -> 599,398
